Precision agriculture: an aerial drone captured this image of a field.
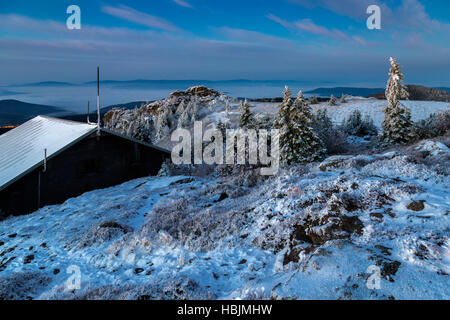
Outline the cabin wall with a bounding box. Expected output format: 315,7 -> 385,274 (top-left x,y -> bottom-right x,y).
0,132 -> 168,219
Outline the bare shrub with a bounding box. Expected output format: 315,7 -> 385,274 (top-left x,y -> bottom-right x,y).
41,276 -> 216,300
140,186 -> 253,251
77,221 -> 132,248
416,110 -> 450,139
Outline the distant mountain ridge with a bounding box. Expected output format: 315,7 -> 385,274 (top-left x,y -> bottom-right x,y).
0,99 -> 146,127
0,99 -> 66,126
7,81 -> 76,87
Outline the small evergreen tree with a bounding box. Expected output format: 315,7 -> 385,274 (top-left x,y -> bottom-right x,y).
313,108 -> 333,131
239,99 -> 256,128
343,109 -> 378,136
238,100 -> 244,113
217,120 -> 227,137
328,94 -> 337,106
380,57 -> 416,145
157,159 -> 172,177
225,99 -> 230,118
340,94 -> 348,103
274,87 -> 325,166
362,115 -> 377,135
309,94 -> 319,105
343,109 -> 362,134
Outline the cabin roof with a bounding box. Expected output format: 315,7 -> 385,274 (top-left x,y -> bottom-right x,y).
0,115 -> 169,192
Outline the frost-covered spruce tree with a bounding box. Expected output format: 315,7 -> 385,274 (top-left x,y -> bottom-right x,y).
274,87 -> 325,166
340,94 -> 347,103
328,94 -> 337,106
239,99 -> 256,128
380,57 -> 416,145
291,91 -> 326,160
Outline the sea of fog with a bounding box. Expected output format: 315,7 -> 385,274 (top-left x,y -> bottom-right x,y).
0,80 -> 383,114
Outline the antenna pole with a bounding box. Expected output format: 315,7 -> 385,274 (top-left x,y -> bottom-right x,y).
97,66 -> 100,135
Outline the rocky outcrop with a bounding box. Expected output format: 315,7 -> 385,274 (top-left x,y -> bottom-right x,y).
170,86 -> 221,98
103,86 -> 227,144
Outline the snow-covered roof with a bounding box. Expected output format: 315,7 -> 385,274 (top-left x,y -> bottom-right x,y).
0,116 -> 97,191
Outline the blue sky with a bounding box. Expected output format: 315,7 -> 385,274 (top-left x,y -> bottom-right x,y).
0,0 -> 449,86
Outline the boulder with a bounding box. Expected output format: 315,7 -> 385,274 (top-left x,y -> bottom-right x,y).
406,200 -> 425,212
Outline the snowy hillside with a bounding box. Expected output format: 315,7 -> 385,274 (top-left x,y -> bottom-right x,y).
1,138 -> 449,300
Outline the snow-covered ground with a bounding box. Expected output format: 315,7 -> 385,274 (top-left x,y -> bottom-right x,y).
1,139 -> 449,300
252,97 -> 449,127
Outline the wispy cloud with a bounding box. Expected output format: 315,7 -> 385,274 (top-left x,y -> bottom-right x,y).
394,0 -> 450,32
0,14 -> 67,34
288,0 -> 449,32
101,5 -> 183,32
266,14 -> 292,29
294,19 -> 350,40
267,14 -> 373,45
173,0 -> 192,8
352,35 -> 369,47
217,27 -> 295,48
288,0 -> 390,21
